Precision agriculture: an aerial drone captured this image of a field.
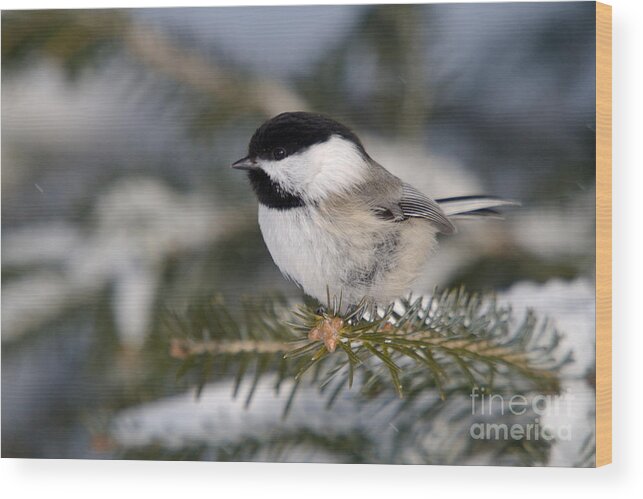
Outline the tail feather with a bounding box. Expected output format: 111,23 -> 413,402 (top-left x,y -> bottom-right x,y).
436,196 -> 519,219
448,208 -> 503,220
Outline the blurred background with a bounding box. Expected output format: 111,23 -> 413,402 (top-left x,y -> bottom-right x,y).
2,3 -> 596,464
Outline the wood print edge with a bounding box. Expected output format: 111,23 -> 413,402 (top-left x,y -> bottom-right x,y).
595,0 -> 612,467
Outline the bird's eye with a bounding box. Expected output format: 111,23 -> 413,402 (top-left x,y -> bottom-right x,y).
272,147 -> 287,161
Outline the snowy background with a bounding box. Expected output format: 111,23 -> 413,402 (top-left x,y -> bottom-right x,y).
2,3 -> 596,464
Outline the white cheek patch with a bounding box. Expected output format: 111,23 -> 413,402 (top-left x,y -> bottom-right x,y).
259,136 -> 368,203
304,136 -> 368,200
260,156 -> 305,196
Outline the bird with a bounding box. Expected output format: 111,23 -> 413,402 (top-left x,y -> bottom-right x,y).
232,111 -> 516,308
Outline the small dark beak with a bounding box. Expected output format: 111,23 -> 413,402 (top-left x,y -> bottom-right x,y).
231,156 -> 258,171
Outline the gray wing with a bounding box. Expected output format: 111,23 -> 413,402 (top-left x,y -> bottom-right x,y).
397,183 -> 456,234
362,161 -> 455,234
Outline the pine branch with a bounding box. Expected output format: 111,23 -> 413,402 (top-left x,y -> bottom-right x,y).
167,288 -> 568,414
118,428 -> 376,464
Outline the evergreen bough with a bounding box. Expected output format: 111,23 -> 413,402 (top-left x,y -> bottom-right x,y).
168,287 -> 568,417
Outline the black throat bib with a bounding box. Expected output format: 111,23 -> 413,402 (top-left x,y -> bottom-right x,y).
248,169 -> 305,210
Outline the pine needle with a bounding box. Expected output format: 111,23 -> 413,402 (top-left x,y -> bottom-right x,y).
167,288 -> 566,410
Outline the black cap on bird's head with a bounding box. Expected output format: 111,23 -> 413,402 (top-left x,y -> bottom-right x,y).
231,112 -> 371,210
231,112 -> 367,170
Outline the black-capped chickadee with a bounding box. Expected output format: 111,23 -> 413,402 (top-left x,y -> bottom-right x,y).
232,112 -> 515,306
